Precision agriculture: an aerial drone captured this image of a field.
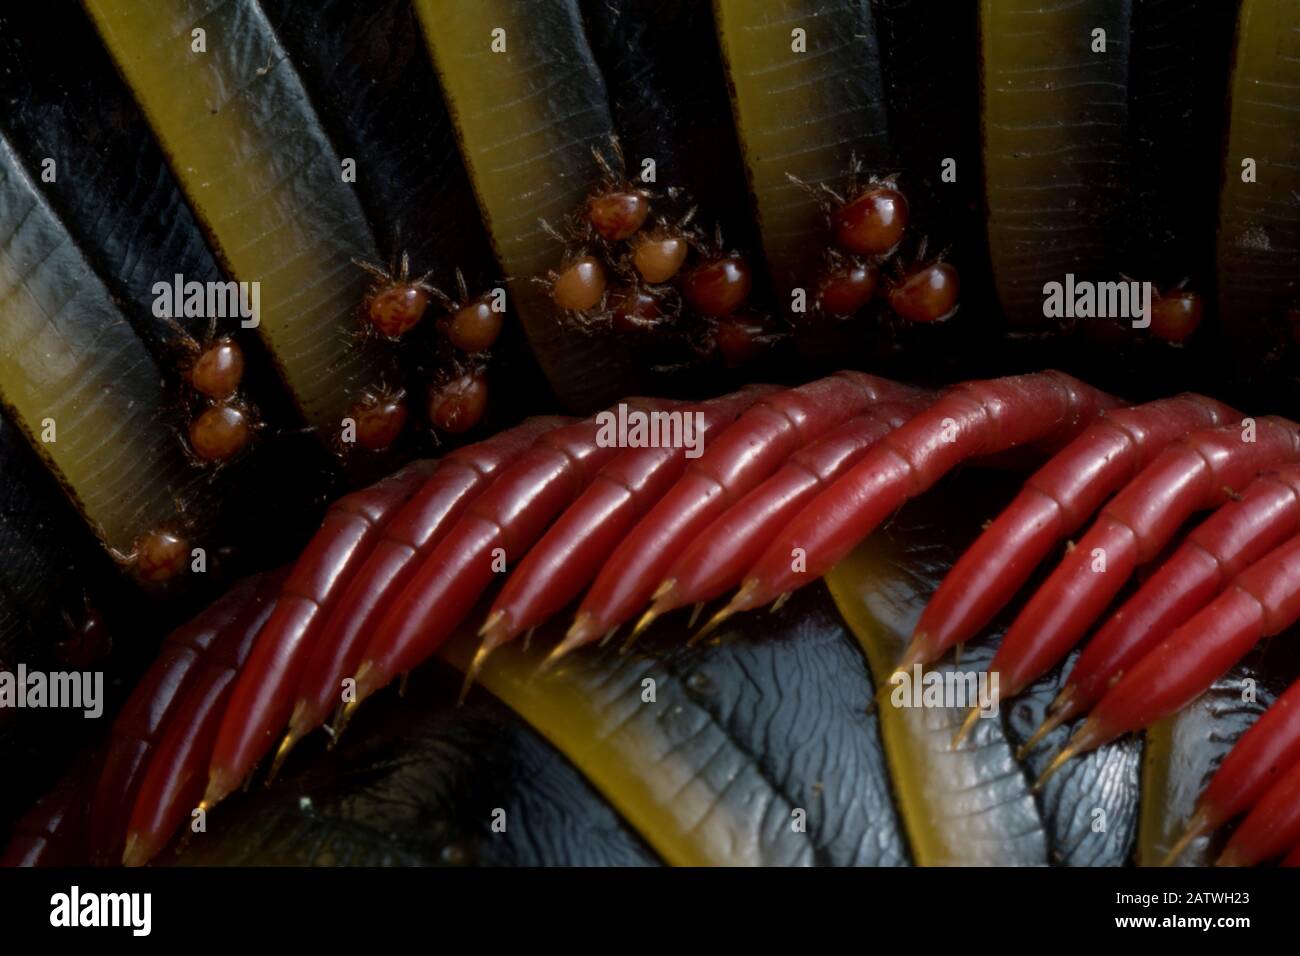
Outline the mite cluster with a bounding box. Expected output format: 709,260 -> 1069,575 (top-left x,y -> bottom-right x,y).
172,319 -> 257,468
120,320 -> 258,585
542,140 -> 778,371
353,256 -> 505,450
796,163 -> 960,330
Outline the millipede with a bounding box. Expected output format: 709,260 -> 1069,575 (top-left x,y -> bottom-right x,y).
3,0 -> 1300,891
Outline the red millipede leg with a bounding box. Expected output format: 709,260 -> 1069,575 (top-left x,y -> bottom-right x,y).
713,371 -> 1120,636
342,398 -> 685,720
1024,466 -> 1300,757
477,385 -> 779,663
85,570 -> 284,865
281,417 -> 568,758
122,673 -> 240,866
0,760 -> 94,867
905,395 -> 1236,672
964,417 -> 1300,746
113,573 -> 281,866
203,461 -> 438,811
1164,674 -> 1300,864
1036,532 -> 1300,789
1216,756 -> 1300,866
553,372 -> 929,658
637,395 -> 933,635
1282,839 -> 1300,867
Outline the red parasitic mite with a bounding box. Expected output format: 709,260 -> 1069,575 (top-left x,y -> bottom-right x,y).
590,193 -> 649,243
167,317 -> 246,402
609,285 -> 671,335
1148,282 -> 1204,344
681,254 -> 751,317
886,242 -> 960,323
789,160 -> 909,257
357,252 -> 436,340
187,401 -> 254,463
585,140 -> 652,242
115,528 -> 191,585
680,227 -> 753,318
713,313 -> 779,367
627,207 -> 698,285
632,231 -> 691,285
544,176 -> 704,347
547,254 -> 608,313
346,384 -> 409,452
429,368 -> 489,434
163,316 -> 258,472
815,253 -> 879,317
831,182 -> 908,257
188,337 -> 245,401
433,270 -> 505,354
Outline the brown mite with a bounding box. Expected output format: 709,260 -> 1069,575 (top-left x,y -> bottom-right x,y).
586,140 -> 652,241
682,252 -> 752,318
816,259 -> 879,316
188,402 -> 253,462
550,255 -> 607,312
132,529 -> 190,584
444,297 -> 502,352
188,337 -> 245,400
590,192 -> 650,242
713,315 -> 771,367
429,370 -> 489,434
1149,287 -> 1203,344
369,285 -> 429,338
788,162 -> 909,257
432,270 -> 505,353
609,286 -> 669,334
348,386 -> 409,452
168,317 -> 246,402
832,184 -> 909,257
888,246 -> 960,323
632,234 -> 691,284
358,252 -> 435,340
